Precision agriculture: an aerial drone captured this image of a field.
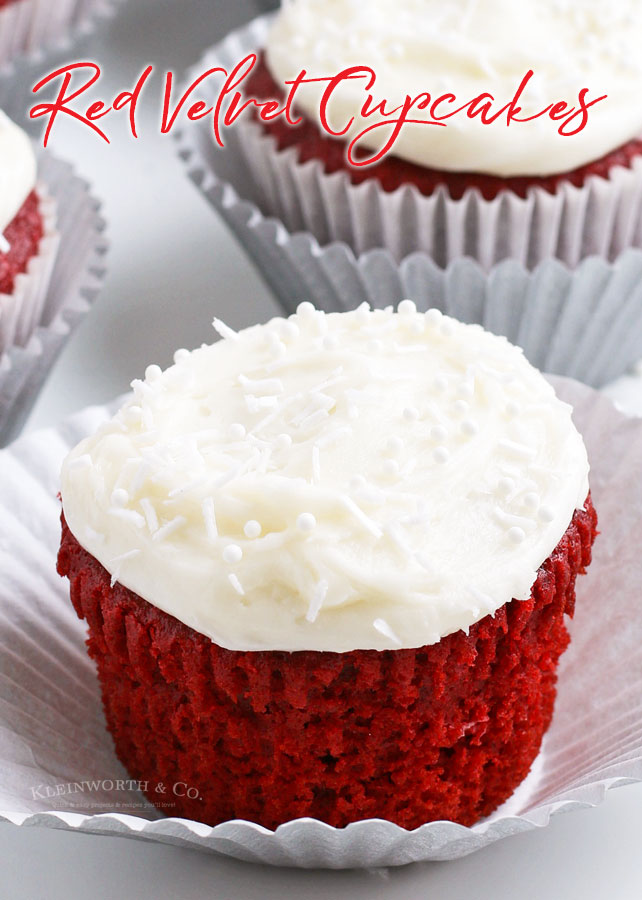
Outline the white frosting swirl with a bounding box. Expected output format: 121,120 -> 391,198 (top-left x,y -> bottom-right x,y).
61,304 -> 589,652
265,0 -> 642,177
0,111 -> 36,238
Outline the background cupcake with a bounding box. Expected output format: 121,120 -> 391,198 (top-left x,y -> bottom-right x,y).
58,304 -> 597,829
228,0 -> 642,269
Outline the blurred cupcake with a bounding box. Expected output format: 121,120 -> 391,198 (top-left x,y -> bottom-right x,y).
0,0 -> 121,67
0,110 -> 58,355
58,303 -> 597,829
232,0 -> 642,267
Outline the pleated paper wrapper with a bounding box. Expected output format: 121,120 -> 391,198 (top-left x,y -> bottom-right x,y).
0,0 -> 125,68
176,17 -> 642,388
0,378 -> 641,869
0,152 -> 108,446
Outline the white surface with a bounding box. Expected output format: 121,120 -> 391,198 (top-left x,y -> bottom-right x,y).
1,0 -> 641,896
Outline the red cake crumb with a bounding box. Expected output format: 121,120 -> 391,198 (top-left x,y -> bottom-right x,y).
57,496 -> 597,830
246,54 -> 642,201
0,191 -> 44,295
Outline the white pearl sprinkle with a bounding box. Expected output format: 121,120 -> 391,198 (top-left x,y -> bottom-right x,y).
145,364 -> 162,382
244,520 -> 262,539
440,319 -> 455,337
223,544 -> 243,564
398,299 -> 417,316
279,320 -> 300,341
458,381 -> 475,398
508,526 -> 526,544
403,406 -> 419,422
433,446 -> 450,464
461,419 -> 479,436
355,302 -> 371,324
111,488 -> 129,508
275,433 -> 292,450
296,301 -> 316,319
297,512 -> 317,532
425,308 -> 442,326
269,339 -> 287,358
229,423 -> 246,440
538,506 -> 555,523
430,424 -> 448,442
523,492 -> 540,510
384,436 -> 404,456
173,349 -> 190,364
453,399 -> 469,416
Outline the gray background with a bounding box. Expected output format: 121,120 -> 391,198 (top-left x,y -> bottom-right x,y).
1,0 -> 641,896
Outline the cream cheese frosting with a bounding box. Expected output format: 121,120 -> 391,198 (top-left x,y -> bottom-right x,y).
60,303 -> 589,652
264,0 -> 642,177
0,111 -> 37,239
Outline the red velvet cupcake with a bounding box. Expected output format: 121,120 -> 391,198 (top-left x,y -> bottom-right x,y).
230,1 -> 642,267
58,303 -> 596,829
0,111 -> 58,355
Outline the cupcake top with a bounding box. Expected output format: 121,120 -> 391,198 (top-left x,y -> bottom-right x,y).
0,111 -> 36,244
265,0 -> 642,177
61,304 -> 589,652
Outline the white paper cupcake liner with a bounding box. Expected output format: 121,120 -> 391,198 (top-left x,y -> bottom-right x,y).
0,0 -> 125,68
0,183 -> 60,355
184,14 -> 642,272
178,105 -> 642,388
0,377 -> 641,868
0,152 -> 108,446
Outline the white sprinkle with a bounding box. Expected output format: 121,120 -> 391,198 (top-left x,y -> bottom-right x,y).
458,380 -> 475,398
145,364 -> 162,382
110,549 -> 141,565
398,299 -> 417,316
228,573 -> 245,596
140,498 -> 159,534
373,618 -> 402,645
538,506 -> 555,523
298,408 -> 330,432
312,445 -> 321,483
508,526 -> 526,544
384,521 -> 413,558
201,497 -> 218,540
111,488 -> 129,508
275,433 -> 292,450
129,460 -> 152,496
425,308 -> 442,327
296,301 -> 316,319
383,459 -> 400,477
433,446 -> 450,464
297,512 -> 317,533
453,399 -> 469,416
238,374 -> 284,395
173,348 -> 190,364
69,454 -> 92,470
494,508 -> 533,531
323,335 -> 339,351
212,317 -> 238,341
402,406 -> 419,422
461,419 -> 479,436
414,552 -> 436,575
168,475 -> 207,498
384,436 -> 404,456
410,318 -> 425,336
440,319 -> 455,337
109,508 -> 145,529
340,495 -> 383,538
269,339 -> 287,358
223,543 -> 243,564
523,492 -> 540,510
229,423 -> 246,440
355,301 -> 371,323
306,579 -> 328,623
153,515 -> 187,542
506,401 -> 521,418
245,394 -> 280,413
278,320 -> 299,341
430,424 -> 448,442
499,438 -> 537,460
244,519 -> 261,539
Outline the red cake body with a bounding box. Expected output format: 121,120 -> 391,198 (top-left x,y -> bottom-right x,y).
57,496 -> 597,830
246,54 -> 642,201
0,191 -> 44,295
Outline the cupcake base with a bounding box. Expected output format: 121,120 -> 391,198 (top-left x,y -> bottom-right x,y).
58,496 -> 597,830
